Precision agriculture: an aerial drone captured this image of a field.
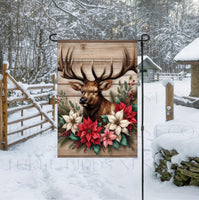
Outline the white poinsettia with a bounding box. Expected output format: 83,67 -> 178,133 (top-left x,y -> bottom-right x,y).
107,110 -> 131,142
62,110 -> 82,134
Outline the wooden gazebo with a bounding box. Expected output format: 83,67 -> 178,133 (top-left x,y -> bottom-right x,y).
174,38 -> 199,97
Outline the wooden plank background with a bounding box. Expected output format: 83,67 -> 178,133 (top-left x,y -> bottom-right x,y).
58,41 -> 137,157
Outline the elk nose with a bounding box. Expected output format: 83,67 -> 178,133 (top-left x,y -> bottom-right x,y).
80,98 -> 87,104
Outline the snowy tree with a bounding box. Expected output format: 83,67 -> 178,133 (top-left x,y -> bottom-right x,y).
0,0 -> 198,80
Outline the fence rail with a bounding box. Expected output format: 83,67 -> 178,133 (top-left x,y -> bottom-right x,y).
157,72 -> 184,80
0,63 -> 56,150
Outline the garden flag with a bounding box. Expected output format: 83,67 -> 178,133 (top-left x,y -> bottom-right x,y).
57,40 -> 138,157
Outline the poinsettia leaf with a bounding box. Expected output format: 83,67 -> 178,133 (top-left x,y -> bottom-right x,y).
101,115 -> 108,123
59,117 -> 66,125
69,133 -> 80,141
92,145 -> 100,155
113,140 -> 119,150
116,99 -> 120,104
132,104 -> 137,112
120,134 -> 128,146
101,127 -> 105,132
97,122 -> 102,127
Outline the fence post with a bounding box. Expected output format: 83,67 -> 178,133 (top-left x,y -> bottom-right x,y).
166,82 -> 174,121
52,74 -> 55,130
2,64 -> 8,150
0,77 -> 3,150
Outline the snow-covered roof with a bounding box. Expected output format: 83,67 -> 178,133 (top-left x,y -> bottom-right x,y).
138,55 -> 162,70
174,37 -> 199,62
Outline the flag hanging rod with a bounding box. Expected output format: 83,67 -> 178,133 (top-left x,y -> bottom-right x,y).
139,33 -> 150,200
49,33 -> 150,43
50,33 -> 150,200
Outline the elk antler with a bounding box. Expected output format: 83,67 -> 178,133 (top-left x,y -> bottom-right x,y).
58,47 -> 87,82
91,47 -> 137,83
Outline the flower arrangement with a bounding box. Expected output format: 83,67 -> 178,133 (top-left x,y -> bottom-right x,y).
58,77 -> 137,155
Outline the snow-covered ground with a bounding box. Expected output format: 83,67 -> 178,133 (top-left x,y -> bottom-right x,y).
0,77 -> 199,200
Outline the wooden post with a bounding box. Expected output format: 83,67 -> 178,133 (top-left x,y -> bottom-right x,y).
52,74 -> 55,130
166,83 -> 174,121
0,78 -> 3,150
2,64 -> 8,150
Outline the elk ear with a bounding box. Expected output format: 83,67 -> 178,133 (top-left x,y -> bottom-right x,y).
69,82 -> 83,91
99,80 -> 112,91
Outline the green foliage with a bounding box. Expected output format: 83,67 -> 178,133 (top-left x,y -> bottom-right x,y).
69,100 -> 74,109
101,115 -> 108,124
120,134 -> 127,146
97,122 -> 102,127
110,76 -> 137,106
59,136 -> 69,148
92,145 -> 100,154
69,133 -> 80,141
132,104 -> 137,112
58,116 -> 66,129
58,94 -> 82,118
109,90 -> 116,103
113,140 -> 119,150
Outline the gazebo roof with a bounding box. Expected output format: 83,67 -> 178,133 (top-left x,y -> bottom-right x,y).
174,37 -> 199,64
138,55 -> 162,70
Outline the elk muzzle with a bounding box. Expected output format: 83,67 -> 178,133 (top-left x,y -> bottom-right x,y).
80,98 -> 87,105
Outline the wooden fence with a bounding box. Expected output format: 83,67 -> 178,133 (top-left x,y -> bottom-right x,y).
157,72 -> 184,81
0,64 -> 56,150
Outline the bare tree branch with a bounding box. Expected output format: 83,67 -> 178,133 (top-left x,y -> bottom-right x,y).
75,0 -> 108,9
41,0 -> 57,23
51,0 -> 78,20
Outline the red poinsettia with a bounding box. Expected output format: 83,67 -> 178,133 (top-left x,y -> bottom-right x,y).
77,117 -> 102,148
115,102 -> 137,130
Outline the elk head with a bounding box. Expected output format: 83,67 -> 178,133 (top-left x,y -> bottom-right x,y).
58,47 -> 137,120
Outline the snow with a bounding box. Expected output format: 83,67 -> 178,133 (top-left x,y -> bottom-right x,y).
138,55 -> 162,70
162,78 -> 174,87
3,60 -> 9,68
174,37 -> 199,61
152,133 -> 199,165
0,74 -> 3,80
1,78 -> 199,200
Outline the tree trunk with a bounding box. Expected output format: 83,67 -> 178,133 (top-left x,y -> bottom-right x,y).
8,2 -> 13,70
190,64 -> 199,97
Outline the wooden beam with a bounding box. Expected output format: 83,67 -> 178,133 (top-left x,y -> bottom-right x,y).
6,73 -> 55,128
7,104 -> 34,114
7,126 -> 52,148
27,85 -> 53,90
176,60 -> 199,65
7,97 -> 28,103
8,119 -> 48,135
8,112 -> 41,125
